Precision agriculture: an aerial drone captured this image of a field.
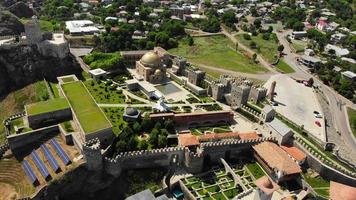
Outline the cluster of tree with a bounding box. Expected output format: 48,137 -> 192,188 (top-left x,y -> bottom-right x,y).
306,29 -> 329,50
115,117 -> 175,152
271,7 -> 305,31
314,60 -> 356,102
83,52 -> 124,70
97,19 -> 185,52
41,0 -> 77,20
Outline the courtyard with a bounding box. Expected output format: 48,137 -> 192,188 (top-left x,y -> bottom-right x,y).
264,74 -> 326,142
181,162 -> 264,200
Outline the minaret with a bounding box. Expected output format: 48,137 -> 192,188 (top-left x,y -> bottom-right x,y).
24,16 -> 42,45
268,81 -> 276,101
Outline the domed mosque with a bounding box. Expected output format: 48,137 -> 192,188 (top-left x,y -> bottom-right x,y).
136,50 -> 167,83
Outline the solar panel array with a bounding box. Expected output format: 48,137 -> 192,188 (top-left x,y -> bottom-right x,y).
22,160 -> 38,184
31,150 -> 50,179
50,139 -> 71,165
41,144 -> 60,172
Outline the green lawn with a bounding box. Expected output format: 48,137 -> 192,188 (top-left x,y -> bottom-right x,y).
61,81 -> 111,134
291,40 -> 306,53
236,33 -> 279,63
347,107 -> 356,137
275,59 -> 295,73
26,98 -> 69,115
246,163 -> 265,179
61,77 -> 75,83
84,80 -> 126,104
49,82 -> 60,98
169,35 -> 267,74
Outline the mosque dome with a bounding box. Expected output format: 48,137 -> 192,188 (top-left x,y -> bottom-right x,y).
125,107 -> 139,116
140,51 -> 161,68
154,69 -> 162,75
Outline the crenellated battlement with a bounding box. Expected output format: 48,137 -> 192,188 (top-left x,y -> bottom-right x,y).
83,138 -> 101,150
114,146 -> 185,160
201,137 -> 276,148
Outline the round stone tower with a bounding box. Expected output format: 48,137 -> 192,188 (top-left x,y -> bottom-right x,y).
25,16 -> 42,45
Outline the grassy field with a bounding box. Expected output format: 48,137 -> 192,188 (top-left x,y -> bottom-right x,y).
21,19 -> 61,32
347,107 -> 356,137
169,35 -> 267,74
291,40 -> 306,53
48,82 -> 60,98
275,59 -> 295,73
236,33 -> 279,63
62,81 -> 111,134
26,98 -> 69,115
302,172 -> 330,198
0,81 -> 49,143
246,163 -> 265,179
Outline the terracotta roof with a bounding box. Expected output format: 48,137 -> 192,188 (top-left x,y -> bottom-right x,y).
178,133 -> 199,147
281,145 -> 306,162
330,181 -> 356,200
199,132 -> 240,141
238,132 -> 260,140
253,142 -> 301,175
255,176 -> 280,195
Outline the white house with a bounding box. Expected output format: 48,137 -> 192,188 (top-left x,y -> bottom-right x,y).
325,44 -> 349,57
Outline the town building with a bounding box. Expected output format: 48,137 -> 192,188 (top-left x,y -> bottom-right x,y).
253,142 -> 302,182
88,68 -> 108,80
65,20 -> 100,35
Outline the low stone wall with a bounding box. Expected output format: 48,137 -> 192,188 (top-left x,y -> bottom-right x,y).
27,108 -> 72,129
294,140 -> 356,187
7,125 -> 60,152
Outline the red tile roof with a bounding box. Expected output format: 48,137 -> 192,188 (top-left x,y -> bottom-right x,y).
253,142 -> 302,175
199,132 -> 240,141
330,181 -> 356,200
281,145 -> 306,162
238,132 -> 260,140
178,133 -> 199,147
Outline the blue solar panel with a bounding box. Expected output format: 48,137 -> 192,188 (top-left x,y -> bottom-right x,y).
50,139 -> 71,165
31,150 -> 50,179
41,144 -> 60,172
22,160 -> 37,184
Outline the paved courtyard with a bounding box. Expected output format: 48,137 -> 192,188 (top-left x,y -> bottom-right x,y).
264,74 -> 326,142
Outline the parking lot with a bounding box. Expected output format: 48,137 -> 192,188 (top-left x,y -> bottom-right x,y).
264,74 -> 326,142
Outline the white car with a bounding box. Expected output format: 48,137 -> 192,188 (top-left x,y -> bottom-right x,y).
314,113 -> 322,118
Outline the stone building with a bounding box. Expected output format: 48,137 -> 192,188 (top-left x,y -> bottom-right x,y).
249,86 -> 267,103
209,75 -> 267,108
24,16 -> 69,59
188,70 -> 205,86
135,50 -> 167,83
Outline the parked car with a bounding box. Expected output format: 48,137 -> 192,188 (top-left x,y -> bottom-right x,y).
314,113 -> 322,118
315,121 -> 321,127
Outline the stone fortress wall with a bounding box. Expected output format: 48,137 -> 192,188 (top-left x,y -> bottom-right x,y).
82,136 -> 277,178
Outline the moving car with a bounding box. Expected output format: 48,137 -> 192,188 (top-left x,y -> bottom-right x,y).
315,121 -> 321,127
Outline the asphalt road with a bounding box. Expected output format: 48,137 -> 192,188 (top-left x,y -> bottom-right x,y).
276,30 -> 356,151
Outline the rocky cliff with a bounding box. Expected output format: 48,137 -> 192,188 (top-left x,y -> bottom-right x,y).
0,44 -> 82,95
0,11 -> 24,35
